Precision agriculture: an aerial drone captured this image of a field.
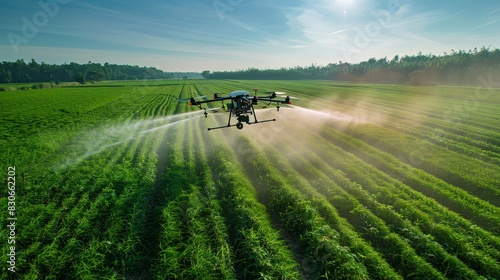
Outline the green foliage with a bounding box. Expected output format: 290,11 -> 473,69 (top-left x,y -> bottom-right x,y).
0,59 -> 173,84
204,46 -> 500,85
1,79 -> 499,279
210,148 -> 302,279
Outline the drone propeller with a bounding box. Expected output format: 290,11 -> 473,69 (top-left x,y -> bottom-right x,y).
177,97 -> 191,102
260,91 -> 299,101
274,91 -> 299,99
177,95 -> 208,103
206,107 -> 224,113
213,93 -> 228,99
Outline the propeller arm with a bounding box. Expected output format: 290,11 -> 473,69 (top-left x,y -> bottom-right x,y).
258,98 -> 291,105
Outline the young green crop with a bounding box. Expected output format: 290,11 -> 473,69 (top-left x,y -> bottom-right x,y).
1,79 -> 499,278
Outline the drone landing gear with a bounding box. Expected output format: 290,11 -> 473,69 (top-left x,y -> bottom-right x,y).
206,105 -> 277,131
206,119 -> 276,131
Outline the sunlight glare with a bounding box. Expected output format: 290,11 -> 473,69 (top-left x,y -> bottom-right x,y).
333,0 -> 358,17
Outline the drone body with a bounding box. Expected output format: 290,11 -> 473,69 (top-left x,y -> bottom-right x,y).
188,88 -> 292,130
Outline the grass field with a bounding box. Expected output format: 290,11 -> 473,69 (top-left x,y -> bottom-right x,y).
1,79 -> 499,279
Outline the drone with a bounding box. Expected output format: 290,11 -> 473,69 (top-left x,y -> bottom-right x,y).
184,88 -> 293,130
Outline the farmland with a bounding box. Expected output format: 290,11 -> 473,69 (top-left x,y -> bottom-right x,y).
1,79 -> 499,279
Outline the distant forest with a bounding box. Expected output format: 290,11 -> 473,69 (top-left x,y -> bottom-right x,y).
0,60 -> 174,84
202,46 -> 500,85
2,46 -> 499,86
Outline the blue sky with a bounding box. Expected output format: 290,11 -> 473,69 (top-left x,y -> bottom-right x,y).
1,0 -> 499,71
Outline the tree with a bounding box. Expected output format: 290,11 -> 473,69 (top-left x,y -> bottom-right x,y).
86,71 -> 104,83
0,61 -> 173,84
73,73 -> 86,84
201,70 -> 211,79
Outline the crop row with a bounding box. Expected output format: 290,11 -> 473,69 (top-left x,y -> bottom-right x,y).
232,107 -> 499,278
216,129 -> 400,278
343,124 -> 500,207
1,83 -> 181,278
2,80 -> 499,278
238,135 -> 450,279
203,81 -> 499,277
153,120 -> 235,278
306,128 -> 500,278
318,127 -> 500,234
155,84 -> 302,278
336,92 -> 500,166
241,80 -> 500,162
4,123 -> 160,277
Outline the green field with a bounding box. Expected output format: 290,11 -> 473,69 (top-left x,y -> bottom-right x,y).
1,79 -> 499,279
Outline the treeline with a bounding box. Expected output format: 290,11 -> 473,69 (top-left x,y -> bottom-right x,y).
0,59 -> 173,84
202,46 -> 500,85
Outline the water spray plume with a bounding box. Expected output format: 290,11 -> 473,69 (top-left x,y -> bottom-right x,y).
291,105 -> 353,122
139,115 -> 200,134
55,112 -> 202,170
